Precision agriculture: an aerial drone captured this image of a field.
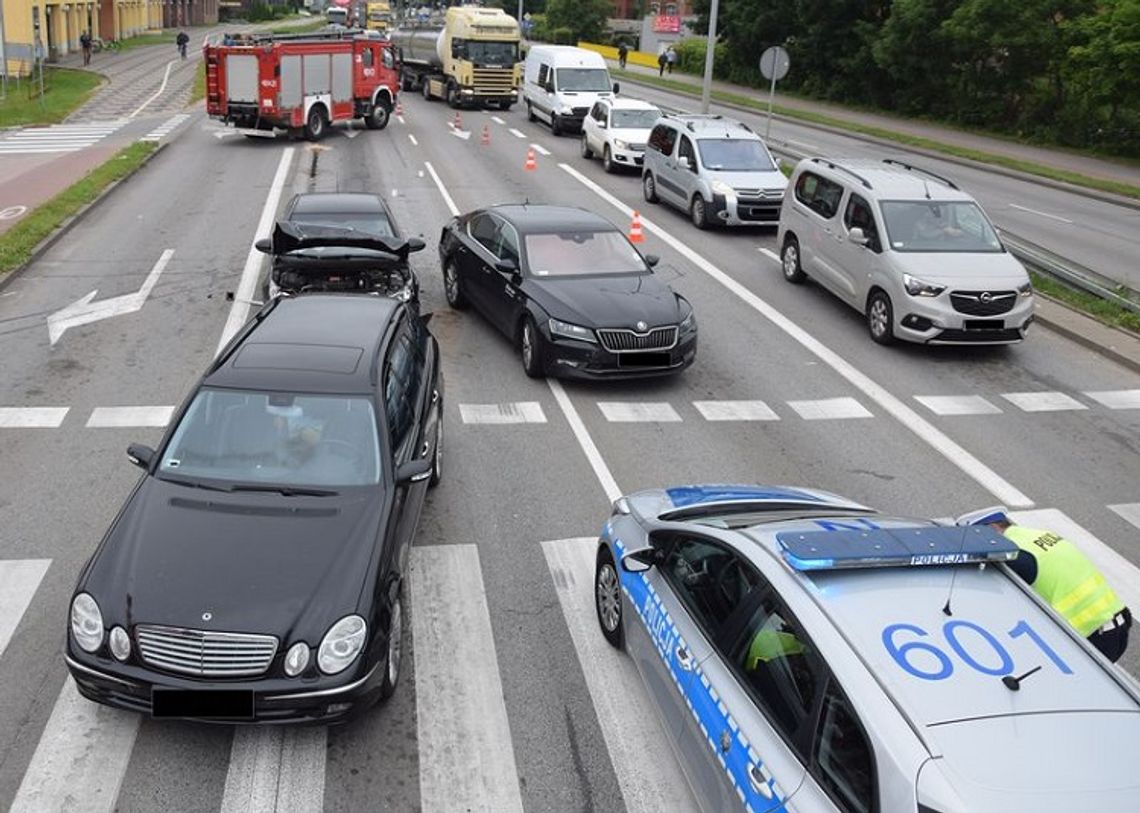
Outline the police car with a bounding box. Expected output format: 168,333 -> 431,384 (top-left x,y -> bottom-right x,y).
593,485 -> 1140,812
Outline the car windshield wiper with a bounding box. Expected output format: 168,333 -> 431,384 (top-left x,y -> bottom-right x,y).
226,484 -> 339,497
158,474 -> 234,493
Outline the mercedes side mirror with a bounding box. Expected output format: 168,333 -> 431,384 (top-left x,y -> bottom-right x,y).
644,253 -> 660,268
127,443 -> 155,470
621,547 -> 660,573
254,238 -> 272,254
406,237 -> 426,253
848,227 -> 869,246
396,459 -> 432,484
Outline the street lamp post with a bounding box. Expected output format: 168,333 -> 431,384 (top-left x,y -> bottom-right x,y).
699,0 -> 718,114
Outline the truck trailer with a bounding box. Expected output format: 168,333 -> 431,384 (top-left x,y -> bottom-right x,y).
204,30 -> 399,140
390,6 -> 521,109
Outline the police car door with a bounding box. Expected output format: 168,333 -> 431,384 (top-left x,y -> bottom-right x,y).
653,532 -> 809,811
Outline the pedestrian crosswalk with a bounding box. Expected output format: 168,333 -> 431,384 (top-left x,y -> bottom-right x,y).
0,120 -> 126,155
1,506 -> 1139,811
140,113 -> 191,143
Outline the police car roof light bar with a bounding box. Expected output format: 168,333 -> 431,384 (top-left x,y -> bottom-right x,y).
777,525 -> 1019,572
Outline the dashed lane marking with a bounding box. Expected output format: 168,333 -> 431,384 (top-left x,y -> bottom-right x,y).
140,113 -> 190,142
786,397 -> 873,420
408,133 -> 419,146
692,400 -> 779,421
1109,504 -> 1140,533
0,560 -> 51,658
758,247 -> 780,263
459,402 -> 547,424
1001,391 -> 1088,412
0,407 -> 69,428
597,402 -> 682,423
508,128 -> 526,139
86,406 -> 175,428
1008,203 -> 1074,225
1085,390 -> 1140,409
491,115 -> 505,124
914,395 -> 1003,416
530,143 -> 551,156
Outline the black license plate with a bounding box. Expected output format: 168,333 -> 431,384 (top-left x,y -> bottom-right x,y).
618,352 -> 670,368
152,689 -> 254,719
964,319 -> 1004,330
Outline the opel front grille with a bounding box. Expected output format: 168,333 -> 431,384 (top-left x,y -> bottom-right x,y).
596,326 -> 679,353
950,290 -> 1017,316
136,625 -> 278,677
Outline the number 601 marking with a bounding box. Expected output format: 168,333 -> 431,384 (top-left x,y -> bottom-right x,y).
882,619 -> 1073,681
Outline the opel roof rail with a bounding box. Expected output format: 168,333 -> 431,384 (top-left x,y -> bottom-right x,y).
809,157 -> 873,190
882,158 -> 960,190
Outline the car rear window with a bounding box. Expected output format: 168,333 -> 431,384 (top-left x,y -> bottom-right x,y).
159,388 -> 381,487
523,230 -> 646,277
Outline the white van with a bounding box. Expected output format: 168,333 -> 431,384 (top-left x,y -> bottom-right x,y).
523,45 -> 618,136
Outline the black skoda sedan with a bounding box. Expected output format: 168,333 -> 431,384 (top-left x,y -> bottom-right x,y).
438,204 -> 697,379
66,294 -> 442,723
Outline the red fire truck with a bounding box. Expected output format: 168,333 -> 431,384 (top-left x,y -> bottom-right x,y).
204,30 -> 399,141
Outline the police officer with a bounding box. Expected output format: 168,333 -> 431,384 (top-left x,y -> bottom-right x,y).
966,508 -> 1131,662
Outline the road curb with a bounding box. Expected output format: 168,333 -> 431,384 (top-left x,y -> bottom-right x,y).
616,74 -> 1140,213
0,141 -> 168,294
1034,295 -> 1140,375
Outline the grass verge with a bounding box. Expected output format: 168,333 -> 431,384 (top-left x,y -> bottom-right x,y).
613,70 -> 1140,201
114,33 -> 177,51
1031,272 -> 1140,335
0,68 -> 104,128
267,18 -> 330,34
189,63 -> 207,105
0,142 -> 158,278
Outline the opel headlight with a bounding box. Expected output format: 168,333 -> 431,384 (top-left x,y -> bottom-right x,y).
70,593 -> 104,654
710,180 -> 733,196
903,273 -> 946,298
613,139 -> 630,150
1018,282 -> 1033,297
317,615 -> 367,675
284,642 -> 311,677
549,318 -> 597,343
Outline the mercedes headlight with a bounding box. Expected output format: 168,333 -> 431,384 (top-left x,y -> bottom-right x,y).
318,615 -> 367,675
710,180 -> 733,196
903,273 -> 946,298
109,626 -> 131,661
548,318 -> 597,343
613,139 -> 630,150
1018,282 -> 1033,297
284,642 -> 311,677
70,593 -> 104,654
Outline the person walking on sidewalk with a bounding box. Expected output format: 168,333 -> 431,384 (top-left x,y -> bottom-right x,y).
657,50 -> 667,77
666,45 -> 677,74
617,42 -> 628,70
80,31 -> 93,66
176,30 -> 190,60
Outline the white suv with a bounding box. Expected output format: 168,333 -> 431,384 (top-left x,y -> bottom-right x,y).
579,98 -> 661,173
777,157 -> 1035,345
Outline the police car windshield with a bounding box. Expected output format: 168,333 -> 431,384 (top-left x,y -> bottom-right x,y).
556,68 -> 611,92
158,388 -> 381,488
611,109 -> 661,129
524,230 -> 646,276
881,201 -> 1003,253
697,139 -> 775,172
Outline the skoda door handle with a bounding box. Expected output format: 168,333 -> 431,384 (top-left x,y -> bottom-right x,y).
503,284 -> 516,298
420,441 -> 430,458
749,763 -> 774,799
675,645 -> 695,672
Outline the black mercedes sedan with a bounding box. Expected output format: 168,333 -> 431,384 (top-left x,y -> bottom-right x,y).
438,204 -> 697,379
66,294 -> 442,723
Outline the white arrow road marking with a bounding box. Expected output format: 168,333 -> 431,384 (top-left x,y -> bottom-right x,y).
47,249 -> 174,345
0,205 -> 28,220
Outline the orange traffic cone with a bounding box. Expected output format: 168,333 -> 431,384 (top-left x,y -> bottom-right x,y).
480,124 -> 491,146
629,210 -> 645,243
395,100 -> 404,117
524,147 -> 537,171
453,110 -> 463,130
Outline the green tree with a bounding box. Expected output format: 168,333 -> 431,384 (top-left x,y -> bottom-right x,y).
544,0 -> 612,43
873,0 -> 959,115
1063,0 -> 1140,152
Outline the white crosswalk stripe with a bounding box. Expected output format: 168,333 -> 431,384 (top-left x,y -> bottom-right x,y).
0,560 -> 51,658
915,394 -> 1003,416
140,113 -> 191,143
1085,390 -> 1140,409
459,401 -> 547,424
1109,503 -> 1140,532
0,121 -> 126,154
0,407 -> 69,427
1001,391 -> 1088,412
693,399 -> 780,421
220,727 -> 326,813
787,397 -> 873,420
598,401 -> 682,422
86,406 -> 175,428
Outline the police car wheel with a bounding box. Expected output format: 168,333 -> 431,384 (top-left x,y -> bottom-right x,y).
595,547 -> 624,649
377,595 -> 403,702
867,289 -> 896,345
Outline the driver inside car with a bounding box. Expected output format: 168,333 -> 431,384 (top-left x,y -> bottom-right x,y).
266,402 -> 324,467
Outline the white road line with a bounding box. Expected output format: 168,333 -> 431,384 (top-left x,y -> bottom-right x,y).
757,247 -> 780,263
0,560 -> 51,658
914,395 -> 1003,416
1001,391 -> 1088,412
220,727 -> 327,813
1109,504 -> 1140,532
530,143 -> 551,156
459,401 -> 547,424
597,401 -> 682,422
693,400 -> 779,421
411,545 -> 524,813
508,128 -> 526,139
1085,389 -> 1140,410
424,161 -> 460,221
783,138 -> 821,152
0,407 -> 69,428
0,146 -> 83,154
559,162 -> 1034,508
397,115 -> 406,125
9,679 -> 140,813
549,379 -> 622,502
541,537 -> 699,813
491,115 -> 505,125
216,148 -> 295,356
1008,203 -> 1074,224
86,405 -> 175,428
787,397 -> 873,420
129,59 -> 175,118
408,133 -> 419,146
1011,509 -> 1140,615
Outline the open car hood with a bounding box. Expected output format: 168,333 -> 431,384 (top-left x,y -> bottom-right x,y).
270,221 -> 412,260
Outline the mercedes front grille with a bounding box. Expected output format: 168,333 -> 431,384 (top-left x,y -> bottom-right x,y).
136,625 -> 278,677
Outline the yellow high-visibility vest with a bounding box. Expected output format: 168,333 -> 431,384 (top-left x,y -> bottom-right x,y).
1005,526 -> 1124,637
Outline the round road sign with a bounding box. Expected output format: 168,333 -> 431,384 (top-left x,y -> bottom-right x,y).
759,46 -> 790,81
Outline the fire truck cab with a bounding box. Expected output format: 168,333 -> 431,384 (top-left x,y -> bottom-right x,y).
204,30 -> 399,141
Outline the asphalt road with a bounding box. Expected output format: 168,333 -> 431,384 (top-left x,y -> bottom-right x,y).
621,82 -> 1140,293
0,92 -> 1138,812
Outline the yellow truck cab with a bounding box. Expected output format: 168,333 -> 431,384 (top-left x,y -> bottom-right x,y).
365,1 -> 392,33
